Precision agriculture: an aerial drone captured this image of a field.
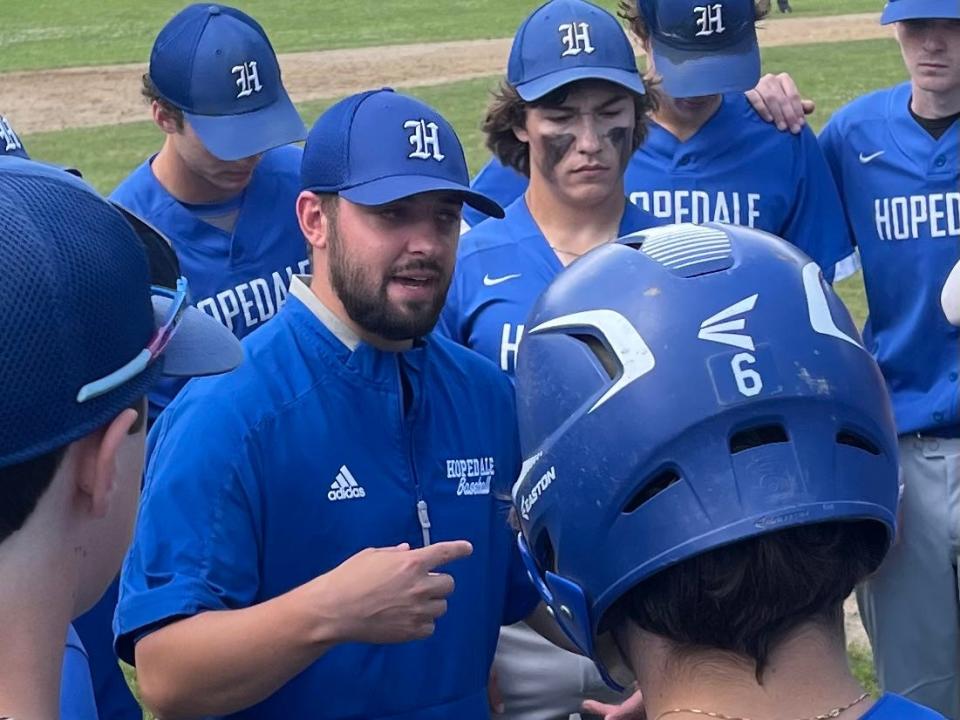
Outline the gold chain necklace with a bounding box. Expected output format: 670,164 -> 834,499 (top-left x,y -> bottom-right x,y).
656,692 -> 870,720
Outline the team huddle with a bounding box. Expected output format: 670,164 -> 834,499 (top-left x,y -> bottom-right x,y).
0,0 -> 958,719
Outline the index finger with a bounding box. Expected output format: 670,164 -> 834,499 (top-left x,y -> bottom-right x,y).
411,540 -> 474,569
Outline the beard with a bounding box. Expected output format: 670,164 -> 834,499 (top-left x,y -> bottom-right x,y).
327,221 -> 452,342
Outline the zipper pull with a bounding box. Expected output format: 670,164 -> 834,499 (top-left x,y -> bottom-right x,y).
416,499 -> 432,547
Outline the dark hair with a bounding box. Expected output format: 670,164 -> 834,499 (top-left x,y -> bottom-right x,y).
483,80 -> 656,177
608,521 -> 888,681
617,0 -> 770,44
141,74 -> 185,130
0,397 -> 147,544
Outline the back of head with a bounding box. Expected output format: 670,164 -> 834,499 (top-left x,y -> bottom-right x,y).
511,223 -> 899,688
0,156 -> 241,549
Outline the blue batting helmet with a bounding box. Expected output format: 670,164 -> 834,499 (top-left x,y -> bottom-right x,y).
511,223 -> 899,689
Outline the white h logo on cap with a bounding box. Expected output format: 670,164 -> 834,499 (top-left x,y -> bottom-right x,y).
405,119 -> 445,161
694,4 -> 726,36
0,116 -> 23,153
232,61 -> 263,98
559,22 -> 595,56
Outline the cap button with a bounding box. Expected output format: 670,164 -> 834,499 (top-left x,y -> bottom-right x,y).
208,5 -> 221,15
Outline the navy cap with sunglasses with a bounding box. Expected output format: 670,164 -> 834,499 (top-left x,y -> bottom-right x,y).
0,157 -> 242,468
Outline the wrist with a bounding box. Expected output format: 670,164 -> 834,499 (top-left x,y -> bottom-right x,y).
282,574 -> 351,649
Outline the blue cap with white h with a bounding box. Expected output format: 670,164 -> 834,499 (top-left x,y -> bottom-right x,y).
881,0 -> 959,23
509,0 -> 646,101
0,157 -> 243,468
638,0 -> 760,98
149,4 -> 306,161
300,88 -> 504,219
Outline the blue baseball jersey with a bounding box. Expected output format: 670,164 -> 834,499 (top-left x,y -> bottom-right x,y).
440,197 -> 659,376
110,144 -> 310,416
463,94 -> 852,282
61,625 -> 98,720
820,82 -> 959,435
116,285 -> 539,720
862,694 -> 946,718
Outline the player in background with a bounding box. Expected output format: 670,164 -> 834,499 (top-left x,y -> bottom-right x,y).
112,3 -> 308,418
440,0 -> 658,378
462,0 -> 853,285
439,2 -> 655,716
113,90 -> 584,720
0,157 -> 241,720
76,6 -> 308,718
818,0 -> 960,715
512,222 -> 945,720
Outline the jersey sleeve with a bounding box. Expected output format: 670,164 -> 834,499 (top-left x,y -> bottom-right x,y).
115,387 -> 263,665
780,127 -> 856,283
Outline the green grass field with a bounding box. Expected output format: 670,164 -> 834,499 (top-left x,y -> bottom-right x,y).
0,0 -> 884,72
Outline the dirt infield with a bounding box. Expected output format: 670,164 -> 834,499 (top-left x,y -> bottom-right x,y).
1,12 -> 891,135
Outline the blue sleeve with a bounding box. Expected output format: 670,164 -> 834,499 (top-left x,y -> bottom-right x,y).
115,388 -> 262,665
61,625 -> 100,720
780,127 -> 855,284
465,158 -> 528,230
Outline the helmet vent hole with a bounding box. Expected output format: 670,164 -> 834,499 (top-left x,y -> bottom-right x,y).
836,430 -> 880,456
729,424 -> 788,454
623,469 -> 681,514
572,333 -> 619,380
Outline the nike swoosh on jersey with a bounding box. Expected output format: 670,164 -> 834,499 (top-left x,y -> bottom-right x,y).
858,150 -> 885,164
483,273 -> 522,287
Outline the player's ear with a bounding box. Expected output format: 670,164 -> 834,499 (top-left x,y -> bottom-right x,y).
513,120 -> 530,144
74,408 -> 140,519
297,191 -> 330,253
152,101 -> 180,135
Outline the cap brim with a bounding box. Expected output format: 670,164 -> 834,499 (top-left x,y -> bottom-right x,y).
651,34 -> 760,98
186,92 -> 307,161
881,0 -> 960,23
516,67 -> 646,101
340,175 -> 506,220
152,296 -> 243,377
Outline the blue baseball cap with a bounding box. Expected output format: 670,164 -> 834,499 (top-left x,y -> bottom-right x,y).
638,0 -> 761,97
149,4 -> 306,161
0,157 -> 243,468
881,0 -> 960,23
301,89 -> 504,219
508,0 -> 645,101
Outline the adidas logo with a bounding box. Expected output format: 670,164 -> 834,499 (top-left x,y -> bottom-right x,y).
328,465 -> 367,501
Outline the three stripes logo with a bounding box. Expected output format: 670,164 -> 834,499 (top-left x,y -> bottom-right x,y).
328,465 -> 367,502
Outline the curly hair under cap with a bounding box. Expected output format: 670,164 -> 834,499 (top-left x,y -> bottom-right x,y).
483,80 -> 657,177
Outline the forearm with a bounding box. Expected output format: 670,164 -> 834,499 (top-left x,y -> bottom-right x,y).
135,580 -> 343,719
